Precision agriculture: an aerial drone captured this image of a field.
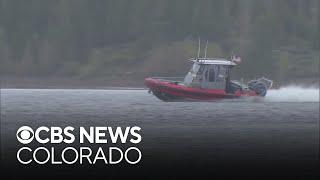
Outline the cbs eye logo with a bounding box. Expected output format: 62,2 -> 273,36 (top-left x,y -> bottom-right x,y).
16,126 -> 34,144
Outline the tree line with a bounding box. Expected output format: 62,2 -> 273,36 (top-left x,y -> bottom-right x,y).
0,0 -> 319,82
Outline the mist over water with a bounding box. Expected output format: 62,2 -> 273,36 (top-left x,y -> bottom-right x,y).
265,85 -> 319,102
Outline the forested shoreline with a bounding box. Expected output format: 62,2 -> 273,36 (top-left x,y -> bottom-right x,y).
0,0 -> 319,86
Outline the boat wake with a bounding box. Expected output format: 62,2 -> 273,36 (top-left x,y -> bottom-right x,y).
265,85 -> 319,102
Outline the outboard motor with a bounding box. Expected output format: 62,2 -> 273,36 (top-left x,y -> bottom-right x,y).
247,77 -> 273,97
248,81 -> 267,96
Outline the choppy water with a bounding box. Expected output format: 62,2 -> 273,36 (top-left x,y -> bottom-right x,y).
1,87 -> 319,170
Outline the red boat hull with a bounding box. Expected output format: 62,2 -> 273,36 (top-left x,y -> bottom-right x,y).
145,77 -> 257,101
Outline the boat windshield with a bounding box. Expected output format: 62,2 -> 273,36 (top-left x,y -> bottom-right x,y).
190,63 -> 200,74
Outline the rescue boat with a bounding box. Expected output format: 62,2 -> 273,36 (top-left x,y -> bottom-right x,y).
145,42 -> 272,101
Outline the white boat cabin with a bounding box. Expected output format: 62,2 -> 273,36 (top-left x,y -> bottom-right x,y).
183,58 -> 237,90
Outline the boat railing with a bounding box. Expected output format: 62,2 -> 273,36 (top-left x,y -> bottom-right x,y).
151,77 -> 185,83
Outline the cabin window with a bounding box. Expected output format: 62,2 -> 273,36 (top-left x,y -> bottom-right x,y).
197,65 -> 206,75
217,66 -> 226,82
204,70 -> 208,80
208,68 -> 215,82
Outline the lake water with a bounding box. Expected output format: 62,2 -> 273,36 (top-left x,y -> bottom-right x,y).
1,87 -> 319,178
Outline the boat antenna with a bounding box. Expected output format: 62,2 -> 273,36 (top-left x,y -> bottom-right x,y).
204,40 -> 208,59
197,38 -> 201,61
230,51 -> 234,61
